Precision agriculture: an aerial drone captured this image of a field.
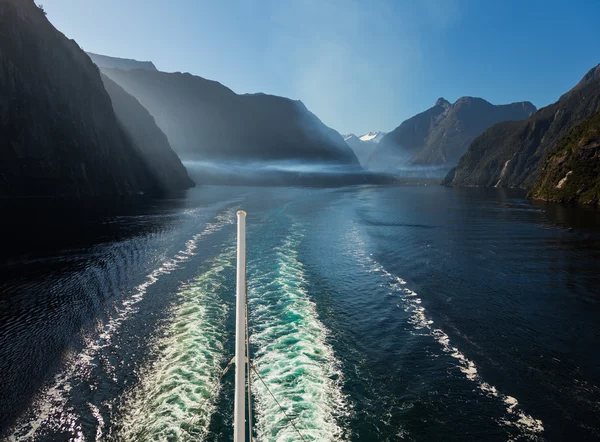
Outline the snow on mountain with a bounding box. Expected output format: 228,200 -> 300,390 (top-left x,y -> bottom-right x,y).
359,131 -> 386,143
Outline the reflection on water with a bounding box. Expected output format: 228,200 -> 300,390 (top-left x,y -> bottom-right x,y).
531,198 -> 600,230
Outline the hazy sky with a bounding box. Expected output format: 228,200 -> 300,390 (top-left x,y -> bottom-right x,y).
43,0 -> 599,135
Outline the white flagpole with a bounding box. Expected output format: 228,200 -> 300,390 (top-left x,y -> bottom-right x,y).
234,210 -> 247,442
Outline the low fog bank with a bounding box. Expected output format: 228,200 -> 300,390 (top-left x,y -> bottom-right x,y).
366,151 -> 454,180
365,160 -> 454,184
386,164 -> 455,180
184,160 -> 396,187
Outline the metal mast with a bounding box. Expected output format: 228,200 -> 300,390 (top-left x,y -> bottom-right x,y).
234,210 -> 247,442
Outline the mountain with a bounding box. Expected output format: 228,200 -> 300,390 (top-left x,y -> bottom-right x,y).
0,0 -> 191,200
98,66 -> 359,165
87,52 -> 157,71
369,97 -> 536,170
445,64 -> 600,189
528,107 -> 600,205
100,74 -> 194,190
344,134 -> 374,166
344,131 -> 386,166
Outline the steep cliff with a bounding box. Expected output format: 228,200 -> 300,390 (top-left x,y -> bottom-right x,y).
100,67 -> 359,165
0,0 -> 190,199
446,64 -> 600,189
369,97 -> 535,170
100,74 -> 194,190
528,107 -> 600,205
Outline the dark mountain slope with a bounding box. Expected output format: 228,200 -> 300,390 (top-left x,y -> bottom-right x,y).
446,64 -> 600,189
0,0 -> 189,199
369,97 -> 535,169
100,67 -> 359,165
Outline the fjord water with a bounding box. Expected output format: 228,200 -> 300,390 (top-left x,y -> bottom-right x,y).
1,185 -> 599,441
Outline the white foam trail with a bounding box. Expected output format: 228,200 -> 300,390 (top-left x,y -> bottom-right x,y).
248,225 -> 351,442
347,227 -> 544,439
8,208 -> 237,441
117,243 -> 236,441
88,403 -> 105,441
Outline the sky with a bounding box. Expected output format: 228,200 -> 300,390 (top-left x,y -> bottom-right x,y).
42,0 -> 600,135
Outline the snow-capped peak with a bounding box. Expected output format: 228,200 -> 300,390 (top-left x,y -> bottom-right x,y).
343,133 -> 358,141
359,131 -> 386,143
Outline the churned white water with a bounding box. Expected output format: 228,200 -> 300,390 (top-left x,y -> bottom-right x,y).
248,225 -> 351,441
117,243 -> 236,440
9,208 -> 237,441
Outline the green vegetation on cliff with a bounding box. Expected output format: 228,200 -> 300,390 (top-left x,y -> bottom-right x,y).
529,108 -> 600,205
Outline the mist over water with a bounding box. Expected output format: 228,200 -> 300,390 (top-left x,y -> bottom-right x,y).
181,159 -> 449,187
1,185 -> 599,441
183,160 -> 392,186
391,164 -> 454,176
366,153 -> 455,181
185,160 -> 361,175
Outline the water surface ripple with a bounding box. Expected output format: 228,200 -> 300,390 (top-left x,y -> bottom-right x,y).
0,186 -> 598,441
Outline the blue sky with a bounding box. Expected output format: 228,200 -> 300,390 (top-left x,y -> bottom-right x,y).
43,0 -> 599,135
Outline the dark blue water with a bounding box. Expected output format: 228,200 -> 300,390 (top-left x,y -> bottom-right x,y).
1,185 -> 599,441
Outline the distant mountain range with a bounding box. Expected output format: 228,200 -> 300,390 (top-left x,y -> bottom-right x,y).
444,64 -> 600,200
343,131 -> 386,166
0,0 -> 192,199
369,98 -> 536,171
99,66 -> 359,166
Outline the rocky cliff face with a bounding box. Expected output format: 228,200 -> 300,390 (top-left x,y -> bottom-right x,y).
369,97 -> 535,170
0,0 -> 190,199
528,107 -> 600,205
100,74 -> 194,190
100,67 -> 359,165
445,65 -> 600,189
